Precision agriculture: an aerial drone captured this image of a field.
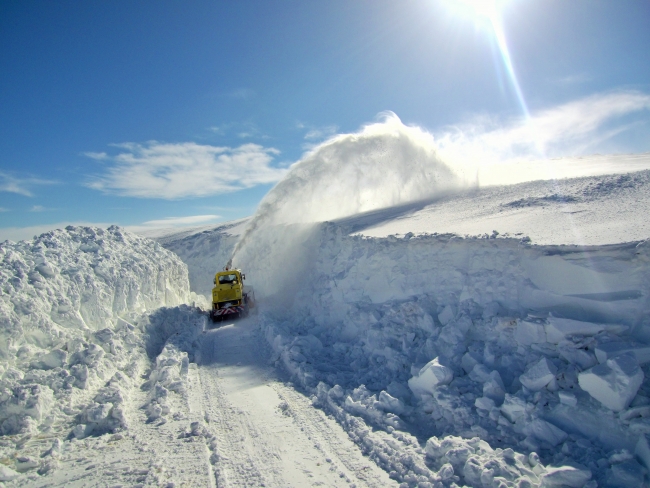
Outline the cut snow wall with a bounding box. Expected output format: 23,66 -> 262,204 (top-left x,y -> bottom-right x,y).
294,224 -> 650,335
259,224 -> 650,485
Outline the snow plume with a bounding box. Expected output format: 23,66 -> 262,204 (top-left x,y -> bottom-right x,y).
230,114 -> 465,302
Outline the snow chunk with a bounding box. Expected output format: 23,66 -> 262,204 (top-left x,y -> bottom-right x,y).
0,384 -> 54,435
514,319 -> 546,346
635,434 -> 650,471
519,357 -> 557,392
377,390 -> 405,415
541,462 -> 591,487
578,353 -> 643,411
31,349 -> 67,370
474,396 -> 495,411
461,352 -> 479,374
523,419 -> 568,447
469,364 -> 506,404
595,341 -> 650,365
72,423 -> 93,439
408,358 -> 453,397
558,391 -> 577,407
545,316 -> 627,344
500,394 -> 527,423
607,460 -> 646,487
438,305 -> 455,326
0,465 -> 20,481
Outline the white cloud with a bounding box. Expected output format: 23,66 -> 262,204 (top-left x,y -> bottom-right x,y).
207,121 -> 269,140
30,205 -> 46,212
0,172 -> 56,197
85,141 -> 287,199
208,124 -> 232,136
0,207 -> 8,212
434,90 -> 650,183
0,222 -> 113,243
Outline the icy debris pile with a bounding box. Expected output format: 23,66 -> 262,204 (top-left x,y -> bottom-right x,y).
261,224 -> 650,486
140,305 -> 205,422
0,226 -> 194,479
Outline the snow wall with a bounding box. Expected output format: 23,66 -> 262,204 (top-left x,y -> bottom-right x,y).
296,225 -> 649,334
258,224 -> 650,486
0,225 -> 193,441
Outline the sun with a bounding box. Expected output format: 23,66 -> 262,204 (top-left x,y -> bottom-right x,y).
444,0 -> 500,23
443,0 -> 531,120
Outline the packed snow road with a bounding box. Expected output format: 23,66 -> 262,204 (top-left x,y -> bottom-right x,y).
194,316 -> 394,487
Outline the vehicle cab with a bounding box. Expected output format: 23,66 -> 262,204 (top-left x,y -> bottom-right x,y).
212,269 -> 245,309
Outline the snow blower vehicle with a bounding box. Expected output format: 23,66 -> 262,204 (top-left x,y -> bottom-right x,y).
209,268 -> 255,322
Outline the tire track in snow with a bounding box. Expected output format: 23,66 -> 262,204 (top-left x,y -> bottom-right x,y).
194,318 -> 394,487
271,383 -> 392,487
198,363 -> 284,487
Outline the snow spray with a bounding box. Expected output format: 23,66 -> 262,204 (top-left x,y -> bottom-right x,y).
229,114 -> 468,306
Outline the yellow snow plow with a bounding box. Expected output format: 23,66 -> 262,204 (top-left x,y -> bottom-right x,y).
209,268 -> 255,321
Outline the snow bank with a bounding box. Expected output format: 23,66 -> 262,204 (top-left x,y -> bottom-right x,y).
258,223 -> 650,486
0,226 -> 197,479
140,305 -> 205,422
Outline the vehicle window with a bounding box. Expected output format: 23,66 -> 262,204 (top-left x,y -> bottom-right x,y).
218,274 -> 238,284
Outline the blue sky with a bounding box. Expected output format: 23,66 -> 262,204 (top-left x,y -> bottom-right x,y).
1,0 -> 649,241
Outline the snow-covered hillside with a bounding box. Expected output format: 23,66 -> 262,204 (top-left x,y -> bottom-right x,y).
355,170 -> 650,246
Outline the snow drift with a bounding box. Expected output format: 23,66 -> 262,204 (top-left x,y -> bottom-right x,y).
157,219 -> 248,296
0,225 -> 191,439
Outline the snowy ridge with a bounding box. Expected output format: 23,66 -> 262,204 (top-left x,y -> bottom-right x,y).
357,170 -> 650,246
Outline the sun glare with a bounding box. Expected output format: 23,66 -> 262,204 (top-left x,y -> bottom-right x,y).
456,0 -> 498,20
444,0 -> 531,122
446,0 -> 499,22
